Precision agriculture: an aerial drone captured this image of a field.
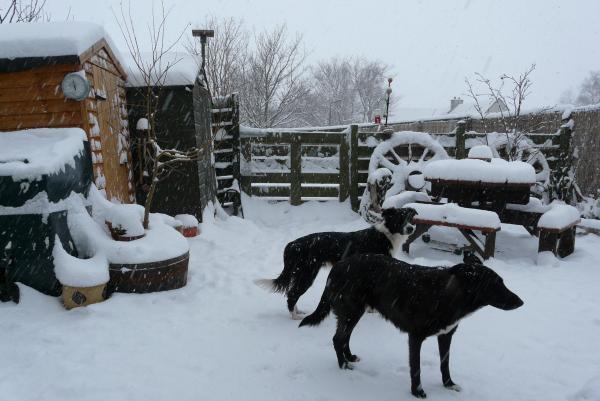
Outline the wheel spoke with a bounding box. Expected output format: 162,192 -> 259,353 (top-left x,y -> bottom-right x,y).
419,148 -> 430,163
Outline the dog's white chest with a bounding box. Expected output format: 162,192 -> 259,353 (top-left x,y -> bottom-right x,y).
389,234 -> 408,258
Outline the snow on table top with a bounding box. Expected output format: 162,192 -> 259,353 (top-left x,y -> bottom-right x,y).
405,202 -> 501,230
125,52 -> 198,87
424,158 -> 536,184
537,202 -> 581,230
0,21 -> 116,59
0,128 -> 87,181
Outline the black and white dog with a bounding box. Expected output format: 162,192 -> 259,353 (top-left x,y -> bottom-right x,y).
300,253 -> 523,398
255,207 -> 417,319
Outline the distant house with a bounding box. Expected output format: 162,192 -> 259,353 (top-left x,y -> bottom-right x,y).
0,21 -> 135,203
448,96 -> 509,116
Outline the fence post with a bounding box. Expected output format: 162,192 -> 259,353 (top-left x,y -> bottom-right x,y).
338,130 -> 349,202
239,137 -> 252,196
349,124 -> 359,212
290,135 -> 302,205
550,118 -> 576,203
455,120 -> 466,159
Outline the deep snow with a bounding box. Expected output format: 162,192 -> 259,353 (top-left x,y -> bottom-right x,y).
1,198 -> 599,401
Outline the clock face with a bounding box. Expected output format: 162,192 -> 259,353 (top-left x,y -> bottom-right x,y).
61,72 -> 90,101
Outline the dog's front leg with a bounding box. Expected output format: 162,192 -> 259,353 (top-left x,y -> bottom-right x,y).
437,327 -> 461,392
408,334 -> 427,398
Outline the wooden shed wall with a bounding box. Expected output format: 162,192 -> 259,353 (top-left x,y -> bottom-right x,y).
83,48 -> 135,203
0,48 -> 135,203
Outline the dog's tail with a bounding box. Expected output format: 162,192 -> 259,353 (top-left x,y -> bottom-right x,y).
253,273 -> 290,294
299,283 -> 332,328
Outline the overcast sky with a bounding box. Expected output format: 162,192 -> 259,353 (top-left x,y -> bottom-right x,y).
46,0 -> 600,116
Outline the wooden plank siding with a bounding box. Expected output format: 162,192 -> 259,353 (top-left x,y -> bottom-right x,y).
0,41 -> 135,203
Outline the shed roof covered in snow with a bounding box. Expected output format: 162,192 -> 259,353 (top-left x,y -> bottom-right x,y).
124,52 -> 198,87
0,21 -> 126,76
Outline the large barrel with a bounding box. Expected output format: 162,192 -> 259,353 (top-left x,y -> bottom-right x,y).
107,251 -> 189,293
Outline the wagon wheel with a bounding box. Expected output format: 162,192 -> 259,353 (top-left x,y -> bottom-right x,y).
488,134 -> 551,198
368,132 -> 449,198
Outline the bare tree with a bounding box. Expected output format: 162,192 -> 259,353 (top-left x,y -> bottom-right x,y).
238,24 -> 308,128
0,0 -> 47,23
306,57 -> 358,126
185,16 -> 247,98
576,70 -> 600,105
351,57 -> 391,123
114,1 -> 200,229
464,64 -> 545,160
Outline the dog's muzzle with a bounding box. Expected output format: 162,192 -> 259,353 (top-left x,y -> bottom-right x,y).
404,224 -> 415,235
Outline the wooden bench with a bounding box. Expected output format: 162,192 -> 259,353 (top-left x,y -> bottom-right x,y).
537,204 -> 580,258
402,202 -> 501,260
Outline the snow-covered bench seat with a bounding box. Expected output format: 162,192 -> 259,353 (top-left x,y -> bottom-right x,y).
401,202 -> 501,259
537,204 -> 580,257
505,198 -> 580,258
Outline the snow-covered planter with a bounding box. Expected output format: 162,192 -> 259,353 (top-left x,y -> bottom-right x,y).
175,214 -> 200,237
468,145 -> 493,161
104,204 -> 145,241
70,190 -> 190,293
52,237 -> 109,309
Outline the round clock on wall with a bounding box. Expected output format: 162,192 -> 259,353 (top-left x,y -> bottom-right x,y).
61,72 -> 91,101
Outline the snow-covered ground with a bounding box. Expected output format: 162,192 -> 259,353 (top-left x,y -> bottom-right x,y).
2,198 -> 600,401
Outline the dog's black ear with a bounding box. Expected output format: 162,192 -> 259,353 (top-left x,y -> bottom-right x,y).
400,207 -> 417,221
381,207 -> 396,220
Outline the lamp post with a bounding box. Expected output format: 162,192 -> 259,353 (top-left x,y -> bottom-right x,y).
191,29 -> 215,89
384,77 -> 393,126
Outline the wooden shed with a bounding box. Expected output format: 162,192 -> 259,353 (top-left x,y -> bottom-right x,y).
125,53 -> 217,219
0,21 -> 135,203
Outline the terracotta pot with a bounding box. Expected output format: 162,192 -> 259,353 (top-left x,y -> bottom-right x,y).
62,283 -> 108,310
181,226 -> 199,237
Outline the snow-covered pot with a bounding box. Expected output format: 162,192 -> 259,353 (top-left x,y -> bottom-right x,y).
175,214 -> 200,238
105,221 -> 146,241
62,283 -> 107,310
468,145 -> 493,162
53,238 -> 110,309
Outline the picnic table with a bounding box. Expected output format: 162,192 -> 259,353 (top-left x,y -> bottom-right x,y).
401,156 -> 581,259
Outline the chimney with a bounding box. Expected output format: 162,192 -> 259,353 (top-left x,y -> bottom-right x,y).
449,96 -> 463,113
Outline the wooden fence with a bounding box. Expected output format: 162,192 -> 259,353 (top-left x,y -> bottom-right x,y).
240,130 -> 351,206
238,119 -> 575,211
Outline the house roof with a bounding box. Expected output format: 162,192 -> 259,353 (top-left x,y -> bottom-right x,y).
447,98 -> 508,116
0,21 -> 126,77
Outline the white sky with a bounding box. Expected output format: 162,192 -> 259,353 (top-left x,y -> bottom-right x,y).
46,0 -> 600,114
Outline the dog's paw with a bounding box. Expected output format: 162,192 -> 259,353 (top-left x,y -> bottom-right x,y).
411,385 -> 427,399
444,382 -> 462,392
341,361 -> 355,370
347,354 -> 361,363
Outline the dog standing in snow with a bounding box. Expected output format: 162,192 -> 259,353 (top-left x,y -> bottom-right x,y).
255,207 -> 417,319
299,253 -> 524,398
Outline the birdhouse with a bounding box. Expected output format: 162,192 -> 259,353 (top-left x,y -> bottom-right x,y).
0,21 -> 135,203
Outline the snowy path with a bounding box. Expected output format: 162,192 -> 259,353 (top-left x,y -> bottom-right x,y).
2,199 -> 600,401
